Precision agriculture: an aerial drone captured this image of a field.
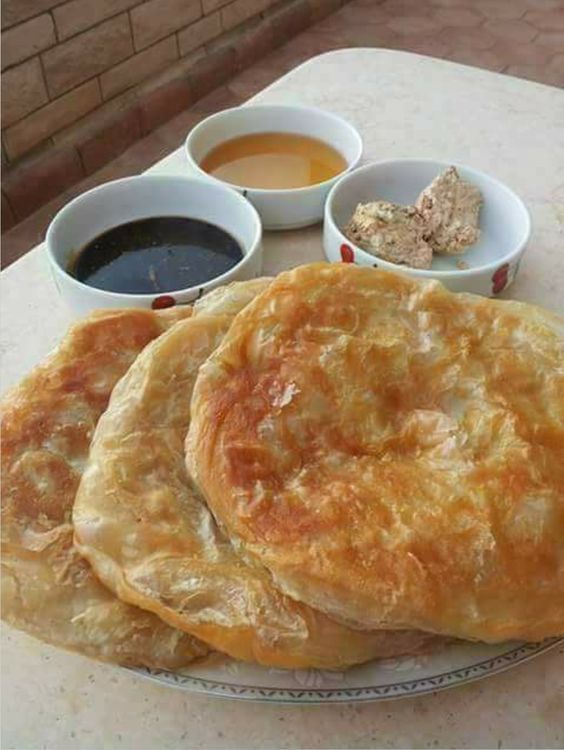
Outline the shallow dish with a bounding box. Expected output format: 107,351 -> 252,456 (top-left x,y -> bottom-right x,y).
323,159 -> 531,296
46,175 -> 262,314
129,638 -> 561,704
185,105 -> 362,231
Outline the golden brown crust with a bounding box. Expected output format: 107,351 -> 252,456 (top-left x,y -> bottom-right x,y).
73,281 -> 442,669
187,263 -> 564,643
1,307 -> 207,667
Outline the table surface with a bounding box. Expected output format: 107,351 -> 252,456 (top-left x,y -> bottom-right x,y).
1,49 -> 564,750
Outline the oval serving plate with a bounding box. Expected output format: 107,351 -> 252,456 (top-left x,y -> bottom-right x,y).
127,638 -> 562,704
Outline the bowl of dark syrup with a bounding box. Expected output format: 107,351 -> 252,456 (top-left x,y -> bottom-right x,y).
46,175 -> 262,314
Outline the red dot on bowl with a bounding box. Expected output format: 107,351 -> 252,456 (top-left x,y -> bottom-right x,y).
152,295 -> 176,310
492,263 -> 509,285
492,263 -> 510,294
340,244 -> 354,263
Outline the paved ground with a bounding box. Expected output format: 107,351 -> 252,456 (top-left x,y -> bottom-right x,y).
2,0 -> 563,266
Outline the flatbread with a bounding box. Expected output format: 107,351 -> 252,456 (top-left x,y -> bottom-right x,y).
187,263 -> 564,643
1,306 -> 206,667
73,280 -> 440,669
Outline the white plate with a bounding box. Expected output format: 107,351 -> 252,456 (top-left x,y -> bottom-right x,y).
127,638 -> 561,704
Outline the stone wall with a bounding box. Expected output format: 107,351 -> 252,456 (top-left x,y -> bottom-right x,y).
1,0 -> 345,231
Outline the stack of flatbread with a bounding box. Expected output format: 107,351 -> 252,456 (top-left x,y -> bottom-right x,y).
2,264 -> 563,672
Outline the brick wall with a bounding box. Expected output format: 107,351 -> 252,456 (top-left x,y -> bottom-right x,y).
1,0 -> 345,231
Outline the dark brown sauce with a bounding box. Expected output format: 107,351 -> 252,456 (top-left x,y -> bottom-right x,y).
69,217 -> 243,294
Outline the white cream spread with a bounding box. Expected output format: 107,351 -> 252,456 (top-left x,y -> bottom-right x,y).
343,167 -> 482,268
344,201 -> 433,269
416,166 -> 482,255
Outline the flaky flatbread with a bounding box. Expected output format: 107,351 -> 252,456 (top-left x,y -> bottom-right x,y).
1,307 -> 206,667
73,280 -> 440,669
187,263 -> 564,643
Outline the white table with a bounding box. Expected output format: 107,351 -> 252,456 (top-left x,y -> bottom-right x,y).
2,50 -> 563,750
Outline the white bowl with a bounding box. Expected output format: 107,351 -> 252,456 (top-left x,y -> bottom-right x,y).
324,159 -> 531,296
185,105 -> 363,231
46,175 -> 263,314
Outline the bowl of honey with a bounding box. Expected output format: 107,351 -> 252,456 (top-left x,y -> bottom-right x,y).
185,105 -> 362,230
46,175 -> 262,314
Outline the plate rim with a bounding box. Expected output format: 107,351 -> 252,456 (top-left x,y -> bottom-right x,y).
126,637 -> 562,704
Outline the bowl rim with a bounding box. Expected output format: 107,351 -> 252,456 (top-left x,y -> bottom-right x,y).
45,174 -> 263,301
324,158 -> 532,278
184,103 -> 363,196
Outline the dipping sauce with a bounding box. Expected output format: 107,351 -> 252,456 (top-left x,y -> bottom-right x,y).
200,132 -> 347,189
69,217 -> 243,294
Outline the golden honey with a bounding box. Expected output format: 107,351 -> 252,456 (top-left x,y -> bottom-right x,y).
200,132 -> 347,189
